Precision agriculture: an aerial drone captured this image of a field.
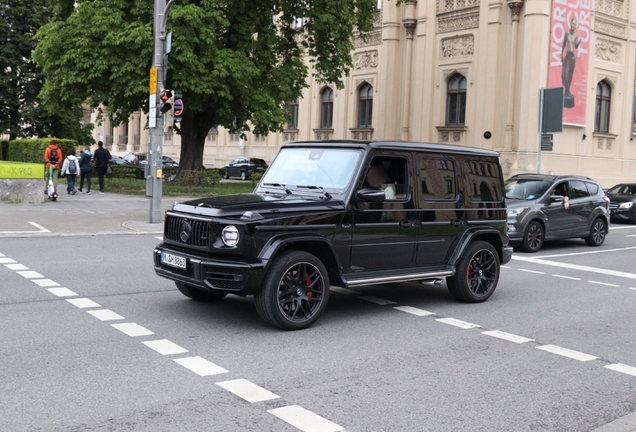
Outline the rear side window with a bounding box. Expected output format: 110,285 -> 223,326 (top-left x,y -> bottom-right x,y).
570,180 -> 590,198
464,159 -> 503,202
419,157 -> 456,201
585,182 -> 599,195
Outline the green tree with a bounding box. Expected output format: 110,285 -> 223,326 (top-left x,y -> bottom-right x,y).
0,0 -> 92,144
34,0 -> 377,170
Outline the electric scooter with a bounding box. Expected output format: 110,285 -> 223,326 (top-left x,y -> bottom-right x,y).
47,164 -> 58,201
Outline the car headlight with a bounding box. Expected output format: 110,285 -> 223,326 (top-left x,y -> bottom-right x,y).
221,225 -> 240,247
507,207 -> 527,217
619,202 -> 634,209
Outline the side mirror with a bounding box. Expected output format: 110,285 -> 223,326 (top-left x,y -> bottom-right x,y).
356,188 -> 386,203
550,195 -> 563,203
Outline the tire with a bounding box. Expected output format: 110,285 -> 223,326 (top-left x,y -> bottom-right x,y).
520,220 -> 544,252
175,281 -> 228,302
240,170 -> 247,181
585,218 -> 607,246
447,240 -> 500,303
254,250 -> 330,330
224,172 -> 229,179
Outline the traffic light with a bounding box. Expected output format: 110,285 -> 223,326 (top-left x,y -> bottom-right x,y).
160,89 -> 174,127
173,93 -> 183,124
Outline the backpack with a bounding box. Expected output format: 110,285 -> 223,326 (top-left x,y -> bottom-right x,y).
68,158 -> 78,174
49,147 -> 59,165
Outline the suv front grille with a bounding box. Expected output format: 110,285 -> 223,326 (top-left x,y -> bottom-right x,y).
164,215 -> 210,248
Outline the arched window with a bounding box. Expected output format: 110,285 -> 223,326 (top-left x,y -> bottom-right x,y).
287,98 -> 299,129
320,87 -> 334,129
595,80 -> 611,133
446,74 -> 467,126
358,83 -> 373,128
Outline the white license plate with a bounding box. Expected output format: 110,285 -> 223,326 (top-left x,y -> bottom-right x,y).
161,252 -> 187,269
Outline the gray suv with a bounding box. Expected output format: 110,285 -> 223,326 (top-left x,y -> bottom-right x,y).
505,174 -> 609,252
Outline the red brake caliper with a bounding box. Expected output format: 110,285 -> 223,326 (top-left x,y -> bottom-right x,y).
467,264 -> 474,280
305,273 -> 312,298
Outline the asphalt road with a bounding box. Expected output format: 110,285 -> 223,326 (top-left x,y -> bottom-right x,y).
2,199 -> 636,431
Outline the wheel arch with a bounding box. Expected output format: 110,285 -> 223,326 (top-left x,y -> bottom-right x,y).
448,229 -> 505,267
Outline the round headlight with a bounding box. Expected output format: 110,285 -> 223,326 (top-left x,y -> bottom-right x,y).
221,225 -> 240,247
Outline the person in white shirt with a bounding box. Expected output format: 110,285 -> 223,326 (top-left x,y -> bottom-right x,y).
60,150 -> 80,195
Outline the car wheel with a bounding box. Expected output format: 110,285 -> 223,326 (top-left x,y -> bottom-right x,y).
175,281 -> 228,301
447,240 -> 500,303
240,170 -> 247,181
254,250 -> 330,330
585,218 -> 607,246
224,171 -> 229,179
520,220 -> 544,252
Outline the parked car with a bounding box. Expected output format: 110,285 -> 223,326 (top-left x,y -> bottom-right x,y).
154,141 -> 512,330
123,152 -> 147,165
140,156 -> 178,169
223,157 -> 268,180
109,155 -> 130,165
505,174 -> 609,252
606,183 -> 636,223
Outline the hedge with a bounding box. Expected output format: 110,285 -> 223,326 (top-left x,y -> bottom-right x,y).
108,165 -> 224,186
1,138 -> 78,164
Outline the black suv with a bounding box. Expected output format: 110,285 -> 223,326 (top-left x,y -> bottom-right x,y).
505,174 -> 609,252
224,157 -> 268,180
155,141 -> 512,330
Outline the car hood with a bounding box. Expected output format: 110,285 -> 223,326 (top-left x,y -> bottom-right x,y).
606,194 -> 636,204
171,193 -> 344,218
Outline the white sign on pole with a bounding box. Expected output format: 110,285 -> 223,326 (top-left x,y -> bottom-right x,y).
166,32 -> 172,54
149,94 -> 157,128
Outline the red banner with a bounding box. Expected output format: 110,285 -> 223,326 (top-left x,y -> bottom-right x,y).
548,0 -> 592,126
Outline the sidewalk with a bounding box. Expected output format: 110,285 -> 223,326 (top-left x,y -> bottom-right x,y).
0,191 -> 187,238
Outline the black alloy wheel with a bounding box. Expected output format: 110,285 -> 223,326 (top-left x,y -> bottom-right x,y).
175,281 -> 228,301
585,218 -> 607,246
447,240 -> 500,303
520,220 -> 544,252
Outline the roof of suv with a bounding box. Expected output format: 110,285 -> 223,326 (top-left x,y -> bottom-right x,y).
284,140 -> 500,157
507,174 -> 597,182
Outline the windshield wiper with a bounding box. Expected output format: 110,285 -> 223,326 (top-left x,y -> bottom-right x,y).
296,185 -> 332,200
262,183 -> 292,195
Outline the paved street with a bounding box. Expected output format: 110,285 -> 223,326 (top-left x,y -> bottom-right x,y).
2,196 -> 636,431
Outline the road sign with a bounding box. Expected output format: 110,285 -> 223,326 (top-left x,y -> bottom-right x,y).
540,87 -> 564,133
165,32 -> 172,54
149,67 -> 157,95
173,98 -> 183,116
540,134 -> 553,151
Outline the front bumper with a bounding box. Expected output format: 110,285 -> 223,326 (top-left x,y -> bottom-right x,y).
154,246 -> 267,294
502,246 -> 513,265
609,208 -> 635,222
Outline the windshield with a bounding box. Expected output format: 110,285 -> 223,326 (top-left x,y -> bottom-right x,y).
258,148 -> 362,192
606,184 -> 636,195
505,179 -> 552,200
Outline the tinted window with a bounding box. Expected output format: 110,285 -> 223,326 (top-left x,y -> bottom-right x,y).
419,158 -> 456,201
366,156 -> 409,201
585,182 -> 599,195
570,180 -> 590,198
504,179 -> 552,200
465,159 -> 503,201
606,184 -> 636,195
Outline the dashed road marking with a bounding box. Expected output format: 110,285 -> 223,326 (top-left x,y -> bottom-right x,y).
0,257 -> 17,264
216,379 -> 280,403
393,306 -> 436,316
518,269 -> 545,274
66,298 -> 101,309
16,270 -> 44,279
501,265 -> 511,269
32,279 -> 59,287
512,256 -> 636,280
268,405 -> 344,432
47,288 -> 77,297
111,322 -> 154,337
173,356 -> 228,376
142,339 -> 189,355
536,344 -> 598,362
329,286 -> 358,295
553,274 -> 581,281
436,317 -> 481,329
630,288 -> 636,291
359,296 -> 397,305
605,363 -> 636,377
588,281 -> 620,287
155,236 -> 163,240
0,252 -> 5,257
5,263 -> 28,270
482,330 -> 534,344
87,309 -> 124,321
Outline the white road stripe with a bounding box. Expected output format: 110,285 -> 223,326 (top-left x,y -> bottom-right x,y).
626,234 -> 636,237
0,253 -> 4,256
359,296 -> 397,305
32,279 -> 59,287
111,322 -> 154,337
173,356 -> 228,376
553,274 -> 581,281
605,363 -> 636,377
0,257 -> 16,264
536,345 -> 598,362
630,288 -> 636,291
87,309 -> 124,321
609,225 -> 636,230
66,298 -> 101,308
501,265 -> 511,269
393,306 -> 436,316
29,222 -> 51,232
435,318 -> 481,329
512,256 -> 636,280
536,245 -> 636,258
47,288 -> 78,297
588,281 -> 620,287
142,339 -> 188,355
155,236 -> 163,240
16,270 -> 44,279
329,286 -> 358,295
5,263 -> 28,270
518,269 -> 545,274
268,405 -> 344,432
216,379 -> 280,403
0,222 -> 51,235
482,330 -> 534,344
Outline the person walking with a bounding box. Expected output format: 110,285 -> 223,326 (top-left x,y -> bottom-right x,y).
93,141 -> 111,194
44,140 -> 63,196
78,146 -> 92,194
61,149 -> 79,195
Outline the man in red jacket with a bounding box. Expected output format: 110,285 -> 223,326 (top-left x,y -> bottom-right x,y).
44,140 -> 63,195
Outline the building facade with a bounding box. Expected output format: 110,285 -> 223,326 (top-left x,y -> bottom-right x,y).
92,0 -> 636,187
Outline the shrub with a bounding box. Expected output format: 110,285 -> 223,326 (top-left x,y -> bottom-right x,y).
163,168 -> 222,187
1,138 -> 78,164
250,171 -> 264,187
110,164 -> 144,179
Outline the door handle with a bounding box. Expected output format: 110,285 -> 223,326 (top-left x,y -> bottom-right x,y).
400,220 -> 413,229
451,219 -> 463,227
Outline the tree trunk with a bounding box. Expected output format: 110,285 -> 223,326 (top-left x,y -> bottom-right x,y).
177,110 -> 216,171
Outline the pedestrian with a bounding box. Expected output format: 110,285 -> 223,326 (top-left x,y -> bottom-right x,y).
93,141 -> 111,194
44,139 -> 63,196
78,146 -> 92,194
61,149 -> 79,195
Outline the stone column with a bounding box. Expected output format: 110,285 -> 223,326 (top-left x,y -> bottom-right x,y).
505,0 -> 524,151
400,3 -> 417,141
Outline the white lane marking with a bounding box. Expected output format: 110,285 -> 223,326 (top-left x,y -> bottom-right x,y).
393,306 -> 436,316
268,405 -> 344,432
173,356 -> 228,376
0,253 -> 4,256
609,225 -> 636,230
47,288 -> 78,297
155,236 -> 163,240
16,270 -> 44,279
329,286 -> 358,295
142,339 -> 189,355
536,245 -> 636,259
436,318 -> 481,329
66,298 -> 101,308
32,279 -> 59,287
87,309 -> 125,321
482,330 -> 534,344
605,363 -> 636,377
501,265 -> 511,269
536,345 -> 598,362
518,269 -> 545,274
216,379 -> 280,403
626,234 -> 636,237
0,222 -> 51,234
588,281 -> 620,287
359,296 -> 397,305
5,263 -> 28,270
512,256 -> 636,280
553,274 -> 581,281
630,288 -> 636,291
29,222 -> 51,232
111,322 -> 154,337
0,257 -> 17,264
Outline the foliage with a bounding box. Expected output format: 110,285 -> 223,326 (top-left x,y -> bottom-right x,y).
34,0 -> 377,170
250,171 -> 264,187
109,164 -> 144,180
163,168 -> 222,187
0,138 -> 77,164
